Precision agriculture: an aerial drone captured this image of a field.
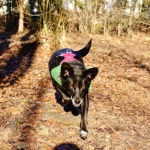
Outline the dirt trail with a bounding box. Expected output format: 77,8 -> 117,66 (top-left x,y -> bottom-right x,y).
0,31 -> 150,149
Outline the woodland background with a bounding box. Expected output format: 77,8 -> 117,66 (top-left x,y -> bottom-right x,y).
0,0 -> 150,150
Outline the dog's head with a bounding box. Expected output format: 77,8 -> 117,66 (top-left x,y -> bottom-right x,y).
60,62 -> 98,107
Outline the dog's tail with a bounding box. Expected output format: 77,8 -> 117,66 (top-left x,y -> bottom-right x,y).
77,39 -> 92,57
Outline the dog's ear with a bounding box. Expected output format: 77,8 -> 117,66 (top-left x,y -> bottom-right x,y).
82,67 -> 98,80
77,39 -> 92,57
61,62 -> 74,80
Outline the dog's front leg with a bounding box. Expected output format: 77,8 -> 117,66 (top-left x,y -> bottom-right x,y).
56,88 -> 71,104
80,94 -> 89,139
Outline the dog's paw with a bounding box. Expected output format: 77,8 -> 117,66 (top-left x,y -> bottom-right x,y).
80,130 -> 88,139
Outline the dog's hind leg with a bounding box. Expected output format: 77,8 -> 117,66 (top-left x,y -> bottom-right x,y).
80,94 -> 89,139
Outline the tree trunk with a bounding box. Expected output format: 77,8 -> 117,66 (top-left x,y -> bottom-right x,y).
125,0 -> 132,16
18,1 -> 24,33
134,0 -> 143,18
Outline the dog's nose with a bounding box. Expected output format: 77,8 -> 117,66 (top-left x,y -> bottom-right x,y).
72,97 -> 82,107
75,98 -> 81,104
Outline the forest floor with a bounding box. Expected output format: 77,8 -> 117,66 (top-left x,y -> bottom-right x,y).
0,30 -> 150,150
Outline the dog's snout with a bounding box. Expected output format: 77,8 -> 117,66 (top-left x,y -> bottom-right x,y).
72,97 -> 82,107
75,98 -> 81,104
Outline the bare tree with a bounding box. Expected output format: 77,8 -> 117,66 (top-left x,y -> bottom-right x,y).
134,0 -> 143,18
17,0 -> 24,32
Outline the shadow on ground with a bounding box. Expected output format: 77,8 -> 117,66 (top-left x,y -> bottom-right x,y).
0,41 -> 38,87
54,142 -> 80,150
0,32 -> 11,55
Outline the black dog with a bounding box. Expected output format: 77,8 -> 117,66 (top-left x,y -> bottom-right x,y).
48,39 -> 98,139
